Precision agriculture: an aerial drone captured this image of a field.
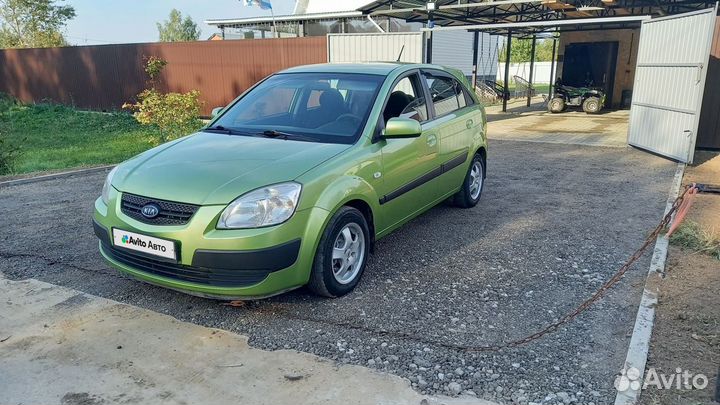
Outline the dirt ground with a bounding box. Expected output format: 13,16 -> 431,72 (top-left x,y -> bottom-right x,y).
640,151 -> 720,405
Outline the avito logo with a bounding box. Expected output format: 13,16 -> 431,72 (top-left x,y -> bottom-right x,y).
121,235 -> 147,248
120,234 -> 167,253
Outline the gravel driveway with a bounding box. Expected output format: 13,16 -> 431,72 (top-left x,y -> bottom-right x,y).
0,140 -> 676,404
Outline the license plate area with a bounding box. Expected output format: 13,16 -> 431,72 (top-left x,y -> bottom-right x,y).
112,228 -> 177,261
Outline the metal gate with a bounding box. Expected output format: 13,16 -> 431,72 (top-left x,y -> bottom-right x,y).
627,6 -> 718,163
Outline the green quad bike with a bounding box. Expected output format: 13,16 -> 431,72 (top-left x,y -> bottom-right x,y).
548,80 -> 606,114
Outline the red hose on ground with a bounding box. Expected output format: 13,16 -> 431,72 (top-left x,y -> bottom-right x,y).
666,183 -> 699,238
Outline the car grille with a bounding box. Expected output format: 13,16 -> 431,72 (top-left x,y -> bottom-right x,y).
101,242 -> 270,287
120,193 -> 199,226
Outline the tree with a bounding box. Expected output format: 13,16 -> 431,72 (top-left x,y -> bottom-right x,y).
535,39 -> 556,62
0,0 -> 76,48
157,9 -> 201,42
498,38 -> 556,63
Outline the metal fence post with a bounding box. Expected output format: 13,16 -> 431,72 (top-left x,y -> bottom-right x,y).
503,30 -> 512,112
527,35 -> 536,107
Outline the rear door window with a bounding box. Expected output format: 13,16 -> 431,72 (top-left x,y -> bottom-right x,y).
423,73 -> 468,117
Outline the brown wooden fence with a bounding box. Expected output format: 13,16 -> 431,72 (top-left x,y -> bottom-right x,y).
0,37 -> 327,115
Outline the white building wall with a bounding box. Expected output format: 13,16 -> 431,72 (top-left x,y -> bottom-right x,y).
432,31 -> 498,80
299,0 -> 375,14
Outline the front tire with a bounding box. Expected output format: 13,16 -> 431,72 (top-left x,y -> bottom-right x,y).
582,96 -> 602,114
308,206 -> 370,298
452,153 -> 485,208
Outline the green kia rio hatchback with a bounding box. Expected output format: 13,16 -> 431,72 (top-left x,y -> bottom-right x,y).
93,63 -> 487,299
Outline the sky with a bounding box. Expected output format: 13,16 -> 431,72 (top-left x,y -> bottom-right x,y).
64,0 -> 297,45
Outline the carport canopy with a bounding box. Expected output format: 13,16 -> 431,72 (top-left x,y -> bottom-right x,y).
358,0 -> 716,36
359,0 -> 718,163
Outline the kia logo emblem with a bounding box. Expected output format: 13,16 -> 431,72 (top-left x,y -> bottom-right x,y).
141,203 -> 160,219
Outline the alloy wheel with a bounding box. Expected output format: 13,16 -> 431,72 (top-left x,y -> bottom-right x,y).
331,222 -> 366,284
469,161 -> 484,200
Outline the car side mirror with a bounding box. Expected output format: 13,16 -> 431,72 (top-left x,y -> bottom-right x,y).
211,107 -> 224,118
382,117 -> 422,139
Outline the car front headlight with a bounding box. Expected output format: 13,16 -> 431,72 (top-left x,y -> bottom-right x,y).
218,182 -> 302,229
101,166 -> 119,205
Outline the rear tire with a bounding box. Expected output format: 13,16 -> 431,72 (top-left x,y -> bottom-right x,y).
452,153 -> 485,208
582,96 -> 602,114
548,97 -> 565,113
308,206 -> 370,298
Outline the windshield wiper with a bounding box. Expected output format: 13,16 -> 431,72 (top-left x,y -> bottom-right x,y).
202,125 -> 253,136
258,130 -> 315,142
203,125 -> 233,134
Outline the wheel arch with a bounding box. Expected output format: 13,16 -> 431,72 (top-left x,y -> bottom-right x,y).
310,175 -> 379,252
342,199 -> 376,252
474,146 -> 487,178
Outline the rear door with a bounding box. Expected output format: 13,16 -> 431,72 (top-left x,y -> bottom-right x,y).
627,6 -> 717,163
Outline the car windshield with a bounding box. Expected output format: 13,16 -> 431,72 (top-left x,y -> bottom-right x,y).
210,72 -> 385,144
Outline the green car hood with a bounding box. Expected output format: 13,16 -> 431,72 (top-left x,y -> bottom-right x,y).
113,132 -> 349,205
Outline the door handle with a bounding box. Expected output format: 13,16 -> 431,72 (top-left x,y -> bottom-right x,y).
426,134 -> 437,147
466,119 -> 473,129
696,64 -> 703,83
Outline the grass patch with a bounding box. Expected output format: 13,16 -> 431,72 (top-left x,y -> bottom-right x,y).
669,221 -> 720,260
0,99 -> 162,175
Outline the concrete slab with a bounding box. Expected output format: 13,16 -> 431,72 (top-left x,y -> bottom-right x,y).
486,99 -> 629,148
0,275 -> 491,405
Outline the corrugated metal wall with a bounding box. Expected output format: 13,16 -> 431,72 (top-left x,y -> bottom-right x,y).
328,31 -> 498,80
432,31 -> 498,79
0,37 -> 327,115
327,32 -> 424,63
627,8 -> 717,162
697,15 -> 720,149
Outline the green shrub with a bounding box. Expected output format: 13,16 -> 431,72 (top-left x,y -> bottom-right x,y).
124,57 -> 203,144
0,132 -> 22,175
125,88 -> 203,144
145,56 -> 168,82
0,93 -> 18,112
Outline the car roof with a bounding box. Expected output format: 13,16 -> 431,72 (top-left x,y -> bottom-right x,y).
279,62 -> 453,76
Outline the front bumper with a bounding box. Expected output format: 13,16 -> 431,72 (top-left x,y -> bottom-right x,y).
93,189 -> 331,299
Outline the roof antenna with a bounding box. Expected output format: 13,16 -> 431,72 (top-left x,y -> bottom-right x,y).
396,45 -> 405,62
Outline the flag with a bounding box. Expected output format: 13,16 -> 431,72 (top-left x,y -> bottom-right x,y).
243,0 -> 272,10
